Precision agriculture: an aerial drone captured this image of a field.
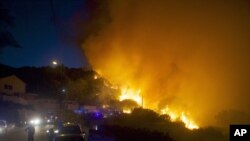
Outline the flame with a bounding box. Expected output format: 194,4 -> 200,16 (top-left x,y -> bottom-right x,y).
180,112 -> 199,130
160,106 -> 178,121
118,88 -> 199,130
94,75 -> 98,79
117,87 -> 199,130
160,106 -> 199,130
119,87 -> 142,106
123,109 -> 132,114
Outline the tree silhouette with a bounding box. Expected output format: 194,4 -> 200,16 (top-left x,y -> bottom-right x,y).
120,99 -> 139,110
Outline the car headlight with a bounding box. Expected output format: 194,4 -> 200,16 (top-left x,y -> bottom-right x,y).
0,127 -> 4,133
30,118 -> 41,125
54,129 -> 59,133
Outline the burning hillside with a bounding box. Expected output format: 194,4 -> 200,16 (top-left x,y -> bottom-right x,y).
118,87 -> 199,130
78,0 -> 250,128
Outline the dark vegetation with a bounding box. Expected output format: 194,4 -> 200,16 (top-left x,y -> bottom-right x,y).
90,125 -> 175,141
0,64 -> 118,105
100,108 -> 228,141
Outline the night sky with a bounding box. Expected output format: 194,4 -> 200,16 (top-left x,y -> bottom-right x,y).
0,0 -> 87,67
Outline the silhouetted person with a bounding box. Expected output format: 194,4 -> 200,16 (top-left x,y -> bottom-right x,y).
25,124 -> 35,141
48,128 -> 55,141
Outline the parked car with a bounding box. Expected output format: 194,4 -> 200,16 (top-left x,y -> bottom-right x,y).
47,122 -> 85,141
59,123 -> 83,134
54,134 -> 85,141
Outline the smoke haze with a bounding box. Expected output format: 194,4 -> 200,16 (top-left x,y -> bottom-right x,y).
80,0 -> 250,127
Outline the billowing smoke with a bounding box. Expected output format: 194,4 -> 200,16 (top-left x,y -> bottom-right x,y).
79,0 -> 250,127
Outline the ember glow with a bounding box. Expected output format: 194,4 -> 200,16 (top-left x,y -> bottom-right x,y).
123,109 -> 132,114
94,75 -> 98,79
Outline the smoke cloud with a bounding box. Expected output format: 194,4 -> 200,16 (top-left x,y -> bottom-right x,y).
80,0 -> 250,127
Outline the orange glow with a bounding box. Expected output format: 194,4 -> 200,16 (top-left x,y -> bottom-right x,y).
119,87 -> 142,106
102,104 -> 109,109
160,106 -> 178,121
118,88 -> 199,130
160,106 -> 199,130
82,0 -> 250,128
123,109 -> 132,114
181,112 -> 199,130
94,75 -> 98,79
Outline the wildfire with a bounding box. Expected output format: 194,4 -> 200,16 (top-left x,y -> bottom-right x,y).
118,87 -> 199,130
160,106 -> 199,130
123,109 -> 132,114
119,87 -> 142,106
180,112 -> 199,130
160,107 -> 178,121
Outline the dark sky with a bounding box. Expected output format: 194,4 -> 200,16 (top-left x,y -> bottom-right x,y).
0,0 -> 87,67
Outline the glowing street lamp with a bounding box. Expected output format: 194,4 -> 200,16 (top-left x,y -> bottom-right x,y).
62,88 -> 66,93
52,60 -> 58,66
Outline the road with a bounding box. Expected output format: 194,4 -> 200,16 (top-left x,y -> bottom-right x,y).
0,125 -> 112,141
0,126 -> 50,141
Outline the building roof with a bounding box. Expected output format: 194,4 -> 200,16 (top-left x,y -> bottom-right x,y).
0,75 -> 26,85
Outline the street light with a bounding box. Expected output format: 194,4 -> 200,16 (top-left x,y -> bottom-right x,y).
52,60 -> 58,66
51,60 -> 66,109
62,88 -> 66,93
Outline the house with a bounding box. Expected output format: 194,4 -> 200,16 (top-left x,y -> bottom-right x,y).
0,75 -> 28,105
0,75 -> 26,96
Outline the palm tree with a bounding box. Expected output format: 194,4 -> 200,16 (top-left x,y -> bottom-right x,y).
0,2 -> 21,49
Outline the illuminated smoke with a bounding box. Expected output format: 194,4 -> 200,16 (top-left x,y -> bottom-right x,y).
80,0 -> 250,127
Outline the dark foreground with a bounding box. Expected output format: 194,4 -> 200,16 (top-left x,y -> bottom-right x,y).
0,126 -> 48,141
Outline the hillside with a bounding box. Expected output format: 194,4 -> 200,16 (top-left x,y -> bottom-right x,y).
0,64 -> 118,105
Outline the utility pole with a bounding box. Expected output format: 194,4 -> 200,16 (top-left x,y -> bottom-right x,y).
141,94 -> 144,108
